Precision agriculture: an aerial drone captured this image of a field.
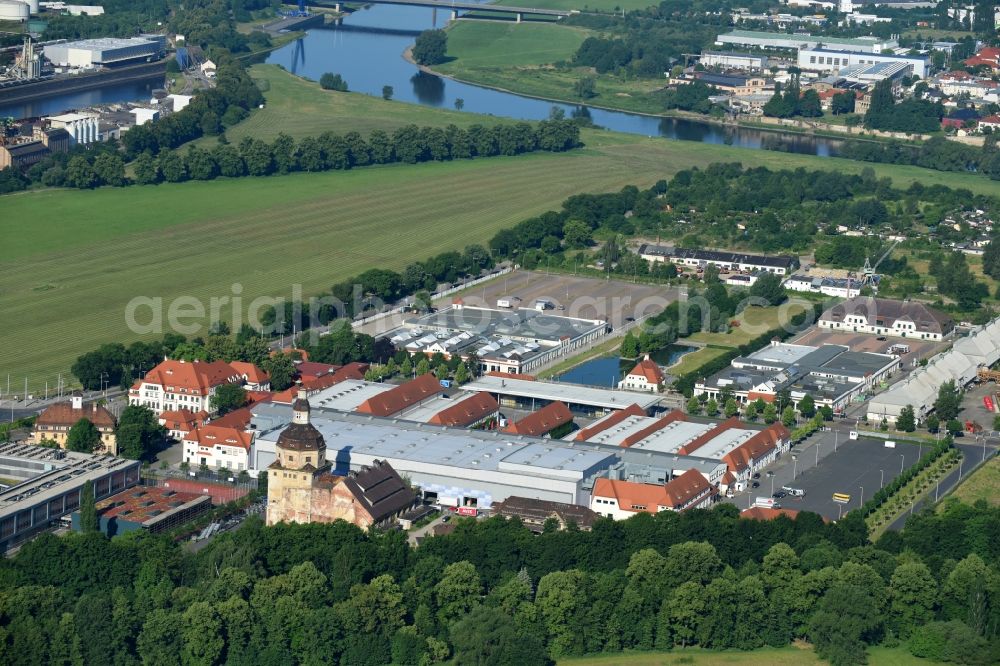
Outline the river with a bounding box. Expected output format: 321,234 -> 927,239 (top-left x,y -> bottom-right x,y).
266,4 -> 842,156
3,4 -> 843,156
0,76 -> 164,121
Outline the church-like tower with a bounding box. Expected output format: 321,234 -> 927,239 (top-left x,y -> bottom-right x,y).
266,389 -> 328,525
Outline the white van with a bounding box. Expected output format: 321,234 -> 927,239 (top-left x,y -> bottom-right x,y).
781,486 -> 806,497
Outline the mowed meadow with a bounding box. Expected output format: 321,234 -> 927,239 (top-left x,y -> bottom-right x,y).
4,65 -> 999,391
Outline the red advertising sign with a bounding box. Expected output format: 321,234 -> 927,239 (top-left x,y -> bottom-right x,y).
457,506 -> 478,517
984,396 -> 994,412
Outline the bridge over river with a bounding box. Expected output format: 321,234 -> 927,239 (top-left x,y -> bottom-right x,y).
316,0 -> 573,22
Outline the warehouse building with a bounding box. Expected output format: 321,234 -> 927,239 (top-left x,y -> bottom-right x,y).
700,50 -> 769,71
695,340 -> 900,413
637,244 -> 797,275
868,318 -> 1000,424
390,303 -> 609,375
784,274 -> 862,299
0,443 -> 140,551
798,48 -> 928,78
73,486 -> 211,537
460,374 -> 662,417
715,29 -> 897,54
43,35 -> 165,68
251,403 -> 618,509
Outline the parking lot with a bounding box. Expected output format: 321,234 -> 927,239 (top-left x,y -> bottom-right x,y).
453,270 -> 682,328
791,327 -> 945,361
732,428 -> 929,521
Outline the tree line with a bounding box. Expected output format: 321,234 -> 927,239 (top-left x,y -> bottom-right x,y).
31,118 -> 582,190
1,495 -> 998,665
840,135 -> 1000,181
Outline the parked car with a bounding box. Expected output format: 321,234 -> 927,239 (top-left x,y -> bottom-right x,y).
751,481 -> 760,488
772,491 -> 787,499
752,472 -> 761,479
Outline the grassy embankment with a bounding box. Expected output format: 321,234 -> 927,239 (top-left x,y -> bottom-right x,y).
943,455 -> 1000,507
560,645 -> 926,666
4,65 -> 997,392
431,22 -> 667,115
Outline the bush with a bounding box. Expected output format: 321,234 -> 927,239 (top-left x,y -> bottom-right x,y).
319,72 -> 348,92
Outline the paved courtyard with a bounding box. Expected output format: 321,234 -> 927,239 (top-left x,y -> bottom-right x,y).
452,270 -> 681,328
792,326 -> 944,361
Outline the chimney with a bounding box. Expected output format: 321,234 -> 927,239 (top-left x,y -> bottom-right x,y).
71,395 -> 82,410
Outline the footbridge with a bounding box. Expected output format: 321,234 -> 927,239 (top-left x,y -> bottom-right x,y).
320,0 -> 574,22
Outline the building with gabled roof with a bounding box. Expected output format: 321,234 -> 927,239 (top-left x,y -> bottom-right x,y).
618,355 -> 666,393
129,359 -> 269,415
228,361 -> 270,391
504,401 -> 573,437
182,424 -> 254,472
32,395 -> 117,454
158,408 -> 208,440
637,243 -> 797,275
426,392 -> 499,428
266,392 -> 416,527
492,496 -> 599,532
741,506 -> 802,521
868,316 -> 1000,424
590,468 -> 717,519
819,296 -> 954,341
356,373 -> 442,417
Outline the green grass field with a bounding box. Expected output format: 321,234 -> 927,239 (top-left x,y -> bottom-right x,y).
946,456 -> 1000,507
688,301 -> 810,349
191,64 -> 502,147
667,346 -> 729,376
4,64 -> 998,392
433,21 -> 665,115
441,22 -> 590,68
528,0 -> 658,10
559,645 -> 925,666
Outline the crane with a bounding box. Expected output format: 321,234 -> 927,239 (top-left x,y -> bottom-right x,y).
859,239 -> 900,287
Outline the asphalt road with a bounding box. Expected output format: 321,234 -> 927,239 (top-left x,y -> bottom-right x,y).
888,440 -> 996,531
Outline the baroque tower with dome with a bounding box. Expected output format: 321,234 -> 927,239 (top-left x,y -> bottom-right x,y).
266,389 -> 416,528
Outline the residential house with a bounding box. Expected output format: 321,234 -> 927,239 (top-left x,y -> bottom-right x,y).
182,424 -> 254,472
618,356 -> 665,393
158,408 -> 208,440
33,395 -> 117,454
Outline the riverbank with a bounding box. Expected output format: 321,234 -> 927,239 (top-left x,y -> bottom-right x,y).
424,20 -> 980,148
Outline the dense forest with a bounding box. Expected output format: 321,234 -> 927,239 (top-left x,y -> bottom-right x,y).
0,499 -> 997,665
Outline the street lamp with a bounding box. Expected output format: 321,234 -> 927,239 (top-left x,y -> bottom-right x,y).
768,470 -> 775,496
900,453 -> 905,474
815,440 -> 820,466
792,455 -> 798,480
880,469 -> 884,489
859,485 -> 864,506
